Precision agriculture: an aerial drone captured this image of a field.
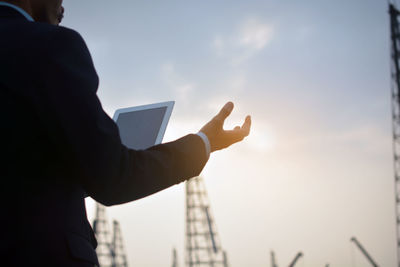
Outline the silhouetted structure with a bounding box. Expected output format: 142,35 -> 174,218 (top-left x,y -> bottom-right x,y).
287,252 -> 303,267
111,220 -> 129,267
93,203 -> 113,266
222,251 -> 229,267
390,3 -> 400,267
185,176 -> 229,267
93,203 -> 129,267
269,251 -> 303,267
270,250 -> 278,267
172,247 -> 179,267
350,237 -> 379,267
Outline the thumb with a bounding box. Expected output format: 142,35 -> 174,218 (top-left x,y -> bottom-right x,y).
215,102 -> 234,122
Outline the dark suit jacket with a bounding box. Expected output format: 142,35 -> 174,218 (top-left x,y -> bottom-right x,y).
0,6 -> 207,266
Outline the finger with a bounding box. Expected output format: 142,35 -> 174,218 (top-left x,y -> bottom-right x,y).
222,116 -> 251,146
223,130 -> 247,146
241,115 -> 251,136
214,102 -> 234,122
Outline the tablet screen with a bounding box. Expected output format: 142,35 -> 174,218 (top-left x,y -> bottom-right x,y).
113,101 -> 174,150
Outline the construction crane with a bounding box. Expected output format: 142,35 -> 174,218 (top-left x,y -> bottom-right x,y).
185,176 -> 229,267
390,2 -> 400,267
350,237 -> 379,267
269,250 -> 303,267
287,252 -> 303,267
93,203 -> 129,267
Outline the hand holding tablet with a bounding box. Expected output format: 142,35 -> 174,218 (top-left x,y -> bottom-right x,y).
113,101 -> 251,153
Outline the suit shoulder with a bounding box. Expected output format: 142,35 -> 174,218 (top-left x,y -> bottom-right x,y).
48,25 -> 84,42
1,21 -> 86,54
30,23 -> 86,47
24,24 -> 93,65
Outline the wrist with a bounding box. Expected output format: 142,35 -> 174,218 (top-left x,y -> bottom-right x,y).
196,132 -> 211,159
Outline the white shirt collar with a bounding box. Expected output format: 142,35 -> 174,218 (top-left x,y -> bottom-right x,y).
0,1 -> 34,22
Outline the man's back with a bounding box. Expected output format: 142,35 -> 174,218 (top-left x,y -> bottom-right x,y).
0,1 -> 251,265
0,6 -> 101,266
0,5 -> 210,266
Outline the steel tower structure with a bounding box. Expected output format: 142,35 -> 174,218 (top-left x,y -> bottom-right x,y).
93,203 -> 113,267
185,176 -> 229,267
93,203 -> 129,267
270,251 -> 278,267
111,220 -> 129,267
390,3 -> 400,266
172,247 -> 179,267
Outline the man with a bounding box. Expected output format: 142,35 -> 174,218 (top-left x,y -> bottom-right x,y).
0,0 -> 251,266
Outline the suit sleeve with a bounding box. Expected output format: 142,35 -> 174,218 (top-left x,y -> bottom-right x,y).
33,27 -> 208,206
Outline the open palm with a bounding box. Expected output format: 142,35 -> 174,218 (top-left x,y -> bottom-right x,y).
200,102 -> 251,152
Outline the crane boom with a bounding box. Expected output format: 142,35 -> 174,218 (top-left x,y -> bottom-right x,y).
288,252 -> 303,267
390,3 -> 400,267
350,237 -> 379,267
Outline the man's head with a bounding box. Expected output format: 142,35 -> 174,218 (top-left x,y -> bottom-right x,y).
6,0 -> 64,25
31,0 -> 64,25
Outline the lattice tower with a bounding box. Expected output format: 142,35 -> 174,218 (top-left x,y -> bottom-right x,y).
172,247 -> 179,267
185,176 -> 229,267
111,220 -> 129,267
390,3 -> 400,266
93,203 -> 113,267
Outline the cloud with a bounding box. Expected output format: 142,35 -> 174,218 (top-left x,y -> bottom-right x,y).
244,123 -> 277,153
161,63 -> 196,103
212,18 -> 274,66
238,18 -> 274,51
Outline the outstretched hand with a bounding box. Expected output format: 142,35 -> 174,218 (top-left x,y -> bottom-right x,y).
200,102 -> 251,152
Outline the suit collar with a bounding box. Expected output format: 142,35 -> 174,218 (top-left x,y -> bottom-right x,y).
0,4 -> 33,21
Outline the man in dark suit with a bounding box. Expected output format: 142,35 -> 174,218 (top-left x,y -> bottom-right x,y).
0,0 -> 251,266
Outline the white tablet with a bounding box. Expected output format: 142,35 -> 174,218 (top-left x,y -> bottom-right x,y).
113,101 -> 174,150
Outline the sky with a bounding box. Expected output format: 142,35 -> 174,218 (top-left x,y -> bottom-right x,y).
63,0 -> 394,266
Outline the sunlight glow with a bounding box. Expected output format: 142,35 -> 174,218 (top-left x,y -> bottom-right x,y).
246,124 -> 276,152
